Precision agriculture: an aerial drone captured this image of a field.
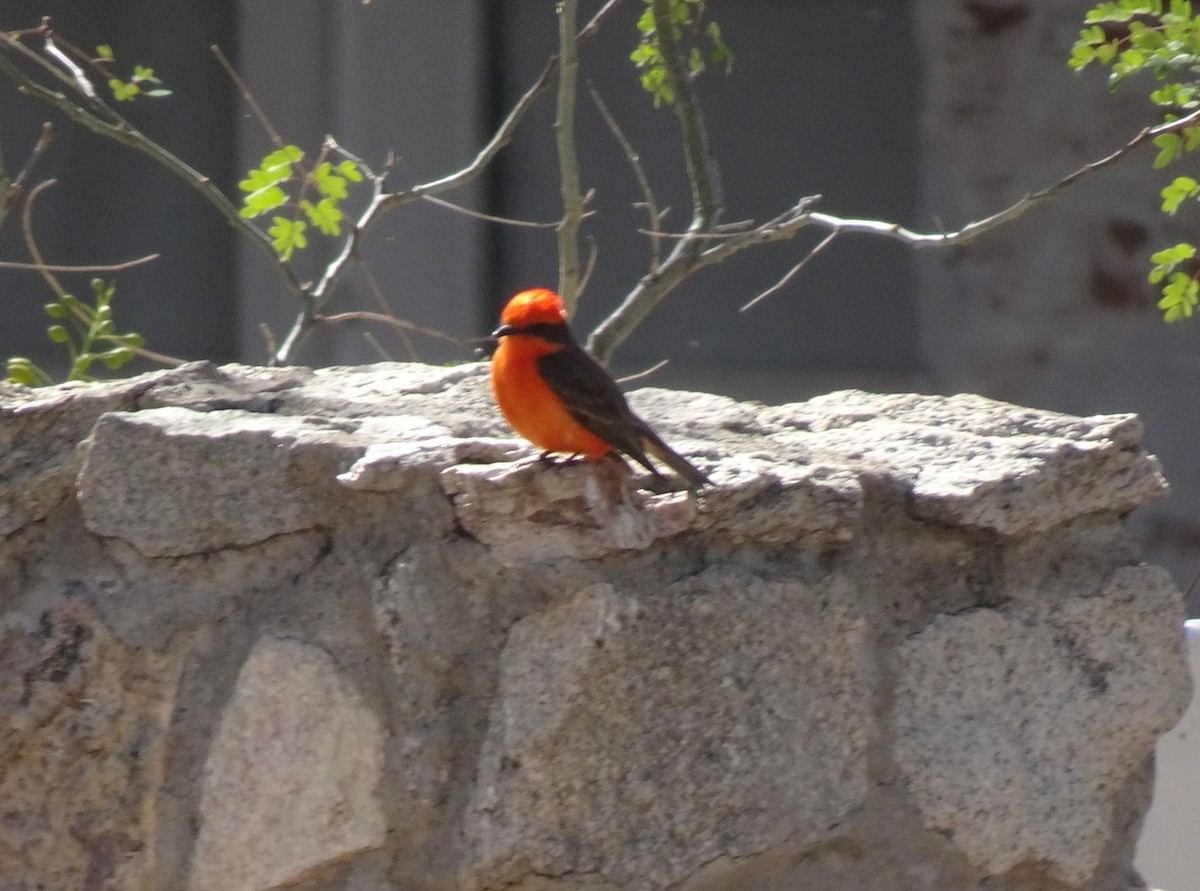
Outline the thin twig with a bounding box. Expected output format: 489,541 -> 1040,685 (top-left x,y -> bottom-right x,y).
20,178 -> 66,297
314,311 -> 465,347
0,31 -> 306,301
592,104 -> 1200,360
273,5 -> 620,364
650,0 -> 722,231
586,0 -> 727,362
43,36 -> 94,99
258,322 -> 278,360
617,358 -> 669,384
18,178 -> 181,367
419,193 -> 561,228
0,254 -> 159,272
0,121 -> 54,232
579,0 -> 626,40
210,44 -> 285,148
578,235 -> 599,300
555,0 -> 585,316
361,329 -> 396,362
355,253 -> 397,317
588,81 -> 663,270
135,347 -> 186,367
740,230 -> 838,312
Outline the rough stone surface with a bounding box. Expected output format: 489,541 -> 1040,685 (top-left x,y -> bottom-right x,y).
894,566 -> 1190,885
0,361 -> 1190,891
188,636 -> 387,891
0,599 -> 181,891
467,573 -> 871,889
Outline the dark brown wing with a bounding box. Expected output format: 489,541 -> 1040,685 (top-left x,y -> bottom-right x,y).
536,341 -> 658,467
537,341 -> 711,487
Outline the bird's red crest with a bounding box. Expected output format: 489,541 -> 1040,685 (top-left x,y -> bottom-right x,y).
500,288 -> 567,328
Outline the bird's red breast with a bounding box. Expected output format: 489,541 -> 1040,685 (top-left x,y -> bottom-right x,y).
489,289 -> 711,487
490,289 -> 613,458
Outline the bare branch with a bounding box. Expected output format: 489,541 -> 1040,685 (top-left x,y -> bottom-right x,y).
20,178 -> 66,298
556,0 -> 585,316
588,81 -> 663,270
0,121 -> 54,233
649,0 -> 722,230
273,7 -> 619,364
0,254 -> 159,272
0,30 -> 306,301
595,102 -> 1200,356
578,234 -> 599,300
419,193 -> 562,228
210,44 -> 285,148
740,230 -> 838,312
313,311 -> 465,348
617,358 -> 668,384
807,106 -> 1200,249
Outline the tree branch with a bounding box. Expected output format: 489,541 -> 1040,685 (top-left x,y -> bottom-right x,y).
273,3 -> 622,363
0,120 -> 54,233
588,81 -> 664,270
586,0 -> 726,362
555,0 -> 585,316
0,31 -> 305,300
594,101 -> 1200,354
650,0 -> 722,230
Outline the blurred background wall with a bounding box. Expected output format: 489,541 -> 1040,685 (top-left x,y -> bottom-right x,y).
3,0 -> 1199,614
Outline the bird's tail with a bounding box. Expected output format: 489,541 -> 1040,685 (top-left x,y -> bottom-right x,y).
642,434 -> 712,489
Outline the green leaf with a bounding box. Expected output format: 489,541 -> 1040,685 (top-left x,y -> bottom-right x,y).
46,325 -> 70,344
313,162 -> 349,200
263,145 -> 304,168
1158,270 -> 1200,320
1153,131 -> 1183,168
96,44 -> 114,60
5,357 -> 51,387
630,43 -> 657,65
1161,176 -> 1200,212
240,185 -> 289,218
300,198 -> 344,236
108,79 -> 139,102
1069,43 -> 1098,70
268,216 -> 308,259
101,347 -> 135,370
336,160 -> 363,182
44,302 -> 66,319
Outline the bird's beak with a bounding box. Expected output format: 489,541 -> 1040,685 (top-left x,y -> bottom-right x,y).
491,324 -> 517,338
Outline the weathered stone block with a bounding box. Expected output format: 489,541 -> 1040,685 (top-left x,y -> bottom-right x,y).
0,362 -> 1188,891
188,636 -> 387,891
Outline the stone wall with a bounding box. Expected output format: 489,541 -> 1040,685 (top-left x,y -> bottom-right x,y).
0,362 -> 1191,891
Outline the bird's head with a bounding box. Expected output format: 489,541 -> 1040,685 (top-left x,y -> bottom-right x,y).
494,288 -> 567,338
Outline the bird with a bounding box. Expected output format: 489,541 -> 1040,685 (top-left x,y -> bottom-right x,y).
489,288 -> 711,488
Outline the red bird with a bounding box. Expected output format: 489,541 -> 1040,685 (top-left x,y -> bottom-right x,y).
490,288 -> 711,488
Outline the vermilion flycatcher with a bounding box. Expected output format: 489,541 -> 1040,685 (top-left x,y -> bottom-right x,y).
489,288 -> 711,488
